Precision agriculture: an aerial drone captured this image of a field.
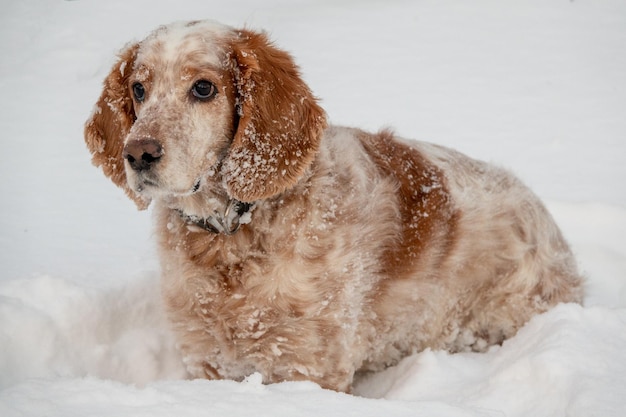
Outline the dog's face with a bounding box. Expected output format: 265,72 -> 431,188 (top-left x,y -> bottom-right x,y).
85,20 -> 326,209
123,22 -> 236,199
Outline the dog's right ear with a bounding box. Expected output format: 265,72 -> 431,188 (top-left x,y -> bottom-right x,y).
84,43 -> 149,210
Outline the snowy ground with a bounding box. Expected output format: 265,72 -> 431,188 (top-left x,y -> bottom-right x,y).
1,0 -> 625,416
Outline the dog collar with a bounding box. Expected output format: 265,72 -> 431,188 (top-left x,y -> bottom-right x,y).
178,199 -> 254,235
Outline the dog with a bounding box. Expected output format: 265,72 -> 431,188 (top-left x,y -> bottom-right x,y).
84,20 -> 583,392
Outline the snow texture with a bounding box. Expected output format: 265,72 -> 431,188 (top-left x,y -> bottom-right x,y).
1,0 -> 625,416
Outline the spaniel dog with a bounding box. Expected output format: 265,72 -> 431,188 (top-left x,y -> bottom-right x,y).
85,20 -> 583,392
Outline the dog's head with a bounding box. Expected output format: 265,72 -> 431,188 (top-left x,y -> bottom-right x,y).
85,21 -> 326,209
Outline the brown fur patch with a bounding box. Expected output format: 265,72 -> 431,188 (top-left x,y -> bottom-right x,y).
358,129 -> 457,277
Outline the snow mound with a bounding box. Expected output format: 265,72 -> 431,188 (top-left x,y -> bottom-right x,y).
1,283 -> 625,416
0,275 -> 186,389
356,304 -> 626,415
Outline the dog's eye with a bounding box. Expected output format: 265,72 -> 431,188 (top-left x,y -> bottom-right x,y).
191,80 -> 217,101
132,82 -> 145,102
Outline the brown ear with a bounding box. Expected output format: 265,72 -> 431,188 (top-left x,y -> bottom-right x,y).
221,30 -> 327,202
84,43 -> 149,210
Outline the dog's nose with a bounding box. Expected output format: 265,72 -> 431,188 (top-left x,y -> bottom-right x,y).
122,139 -> 163,171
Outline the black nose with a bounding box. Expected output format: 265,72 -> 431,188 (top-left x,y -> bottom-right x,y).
122,139 -> 163,171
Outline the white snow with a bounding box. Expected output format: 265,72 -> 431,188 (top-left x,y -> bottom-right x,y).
1,0 -> 625,416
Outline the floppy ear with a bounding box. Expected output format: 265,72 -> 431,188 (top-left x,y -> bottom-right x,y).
221,29 -> 327,202
84,43 -> 150,210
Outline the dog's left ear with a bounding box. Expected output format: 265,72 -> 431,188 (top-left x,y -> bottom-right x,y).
222,29 -> 327,202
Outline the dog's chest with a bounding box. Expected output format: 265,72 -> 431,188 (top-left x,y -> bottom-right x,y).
157,202 -> 376,380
